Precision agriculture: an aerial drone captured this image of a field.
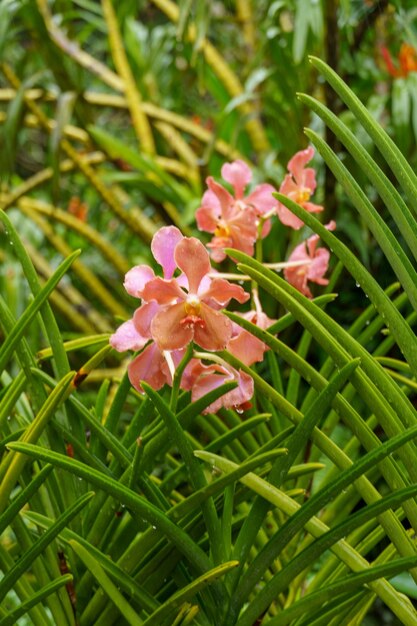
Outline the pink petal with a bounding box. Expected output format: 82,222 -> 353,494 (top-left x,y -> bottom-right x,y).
207,242 -> 227,263
196,192 -> 221,233
142,277 -> 185,305
221,160 -> 252,199
133,301 -> 160,338
151,302 -> 194,350
190,364 -> 254,414
202,278 -> 250,306
280,174 -> 299,197
227,329 -> 267,366
124,265 -> 155,298
128,343 -> 168,393
302,168 -> 317,193
246,184 -> 278,216
306,234 -> 320,258
151,226 -> 184,279
109,319 -> 148,352
285,264 -> 312,298
193,304 -> 232,351
308,248 -> 330,281
287,147 -> 315,184
174,237 -> 211,295
276,203 -> 305,230
206,177 -> 234,214
302,201 -> 324,214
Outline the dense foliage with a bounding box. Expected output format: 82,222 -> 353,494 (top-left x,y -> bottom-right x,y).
2,1 -> 417,625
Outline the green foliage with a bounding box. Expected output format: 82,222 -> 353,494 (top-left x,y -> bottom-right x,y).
2,1 -> 417,625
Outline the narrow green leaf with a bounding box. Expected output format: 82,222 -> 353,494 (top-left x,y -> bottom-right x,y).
0,491 -> 94,603
0,464 -> 53,536
141,560 -> 239,626
0,209 -> 70,378
298,92 -> 417,266
0,248 -> 80,374
69,540 -> 143,626
265,558 -> 417,626
6,442 -> 215,577
309,55 -> 417,216
0,575 -> 74,626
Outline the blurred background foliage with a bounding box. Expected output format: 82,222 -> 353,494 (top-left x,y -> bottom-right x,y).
2,2 -> 417,625
2,0 -> 417,305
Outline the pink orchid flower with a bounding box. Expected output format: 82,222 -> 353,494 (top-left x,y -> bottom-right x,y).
128,344 -> 185,393
284,222 -> 336,298
227,310 -> 276,366
196,160 -> 277,262
139,237 -> 249,351
182,359 -> 254,414
110,226 -> 184,352
123,226 -> 184,298
277,147 -> 324,230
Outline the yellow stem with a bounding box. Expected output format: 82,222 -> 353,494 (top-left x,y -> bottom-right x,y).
35,0 -> 124,92
236,0 -> 256,51
101,0 -> 155,154
19,203 -> 129,319
0,152 -> 105,211
1,63 -> 157,243
150,0 -> 270,153
18,197 -> 130,277
0,88 -> 246,162
24,242 -> 110,333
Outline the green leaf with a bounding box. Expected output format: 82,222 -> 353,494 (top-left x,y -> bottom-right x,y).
141,560 -> 239,626
0,491 -> 94,603
69,540 -> 143,626
0,575 -> 74,626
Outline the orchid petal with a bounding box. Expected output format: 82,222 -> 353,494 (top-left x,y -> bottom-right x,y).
124,265 -> 155,298
276,203 -> 305,230
128,343 -> 168,393
174,237 -> 211,295
151,302 -> 194,350
287,147 -> 315,183
151,226 -> 184,279
246,183 -> 278,215
194,304 -> 232,351
110,319 -> 148,352
133,301 -> 160,338
206,177 -> 234,214
202,278 -> 249,305
196,196 -> 221,233
227,329 -> 267,366
221,160 -> 252,198
142,277 -> 185,305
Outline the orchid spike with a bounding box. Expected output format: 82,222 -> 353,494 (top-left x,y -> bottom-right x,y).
141,237 -> 249,351
276,147 -> 324,230
284,222 -> 336,298
196,160 -> 277,262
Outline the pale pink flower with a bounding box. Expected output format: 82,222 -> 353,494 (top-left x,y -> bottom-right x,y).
277,147 -> 324,230
196,160 -> 277,262
181,359 -> 254,414
227,310 -> 276,366
140,237 -> 249,351
128,345 -> 185,393
284,222 -> 336,298
110,226 -> 184,351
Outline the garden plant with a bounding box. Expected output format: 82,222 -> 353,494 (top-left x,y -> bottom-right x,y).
2,1 -> 417,625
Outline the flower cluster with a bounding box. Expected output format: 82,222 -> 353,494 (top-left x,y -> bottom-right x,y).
111,148 -> 334,413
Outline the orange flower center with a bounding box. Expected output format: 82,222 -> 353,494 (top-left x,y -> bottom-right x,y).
184,301 -> 201,316
214,223 -> 231,238
294,188 -> 311,204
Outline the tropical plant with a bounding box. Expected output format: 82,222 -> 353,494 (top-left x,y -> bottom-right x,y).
2,2 -> 417,626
